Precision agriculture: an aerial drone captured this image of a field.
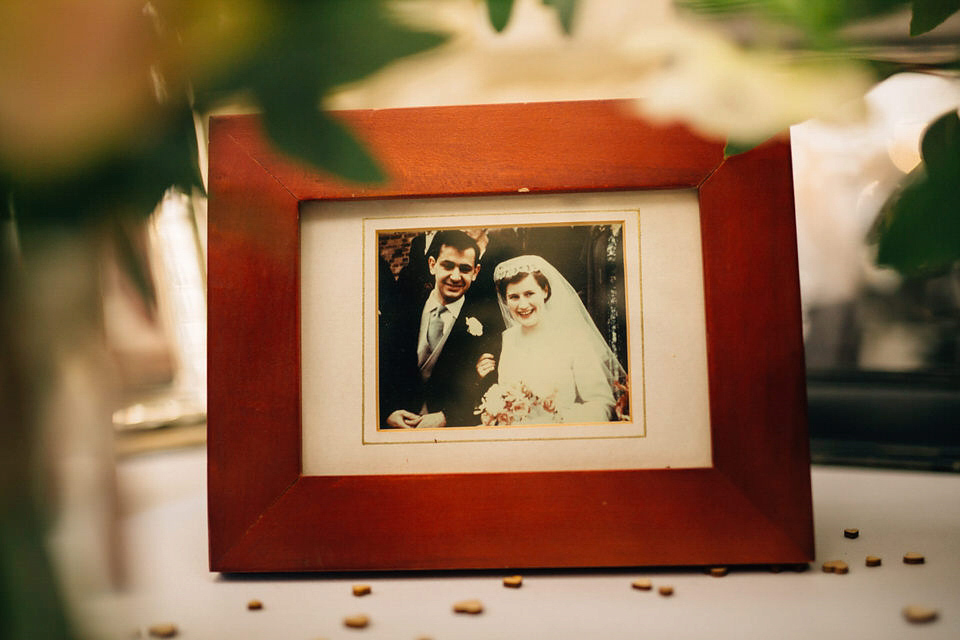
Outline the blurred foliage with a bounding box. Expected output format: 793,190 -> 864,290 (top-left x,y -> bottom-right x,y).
678,0 -> 910,39
874,111 -> 960,274
0,0 -> 447,233
677,0 -> 960,69
486,0 -> 516,32
542,0 -> 578,33
724,137 -> 772,158
0,4 -> 447,640
0,4 -> 956,639
6,108 -> 202,231
681,0 -> 960,274
190,2 -> 446,183
3,0 -> 947,273
912,0 -> 960,35
485,0 -> 577,33
0,0 -> 448,335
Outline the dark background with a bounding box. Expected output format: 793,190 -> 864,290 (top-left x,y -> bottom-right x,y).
378,223 -> 630,372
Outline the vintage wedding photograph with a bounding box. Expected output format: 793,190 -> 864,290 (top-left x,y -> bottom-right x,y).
305,190 -> 705,475
376,223 -> 632,430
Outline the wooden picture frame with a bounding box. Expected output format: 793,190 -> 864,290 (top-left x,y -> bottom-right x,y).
208,100 -> 813,572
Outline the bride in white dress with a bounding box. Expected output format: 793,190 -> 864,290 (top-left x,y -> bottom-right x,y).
476,255 -> 625,424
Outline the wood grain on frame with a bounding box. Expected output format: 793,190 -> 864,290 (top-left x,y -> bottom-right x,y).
208,100 -> 813,572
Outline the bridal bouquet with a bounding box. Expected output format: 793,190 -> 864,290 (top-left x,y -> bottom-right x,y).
475,383 -> 561,426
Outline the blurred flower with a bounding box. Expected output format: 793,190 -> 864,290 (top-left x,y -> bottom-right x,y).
0,0 -> 264,179
622,25 -> 873,143
0,0 -> 159,176
792,73 -> 960,307
332,0 -> 874,145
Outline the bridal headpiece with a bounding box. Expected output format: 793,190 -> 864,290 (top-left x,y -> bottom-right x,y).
492,255 -> 550,282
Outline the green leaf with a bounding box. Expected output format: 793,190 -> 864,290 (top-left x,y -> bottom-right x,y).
258,91 -> 385,184
874,167 -> 960,275
292,2 -> 448,93
193,1 -> 447,106
723,137 -> 771,158
911,0 -> 960,35
486,0 -> 516,32
543,0 -> 578,33
678,0 -> 910,38
191,1 -> 445,184
920,109 -> 960,183
874,111 -> 960,274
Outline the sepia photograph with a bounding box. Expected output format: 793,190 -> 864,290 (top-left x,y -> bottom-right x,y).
303,191 -> 713,474
376,223 -> 632,430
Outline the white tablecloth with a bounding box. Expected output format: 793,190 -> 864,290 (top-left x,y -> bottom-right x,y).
74,447 -> 960,639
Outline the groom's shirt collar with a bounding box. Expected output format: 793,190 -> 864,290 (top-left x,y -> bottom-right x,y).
417,293 -> 466,369
425,290 -> 466,318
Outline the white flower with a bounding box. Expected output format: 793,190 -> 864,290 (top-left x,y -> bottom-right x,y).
330,0 -> 873,146
465,316 -> 483,336
625,25 -> 871,144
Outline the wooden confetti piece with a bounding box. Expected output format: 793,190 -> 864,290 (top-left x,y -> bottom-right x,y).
502,575 -> 523,588
453,599 -> 484,614
821,560 -> 848,574
903,552 -> 925,565
247,599 -> 263,610
865,555 -> 882,567
902,605 -> 938,624
352,584 -> 372,597
658,586 -> 674,596
343,614 -> 370,629
147,624 -> 178,638
631,578 -> 653,590
709,567 -> 728,577
843,528 -> 859,539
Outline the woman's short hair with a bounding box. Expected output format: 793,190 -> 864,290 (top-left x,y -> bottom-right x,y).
495,270 -> 551,302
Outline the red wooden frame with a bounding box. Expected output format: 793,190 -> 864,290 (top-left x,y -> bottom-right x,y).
208,100 -> 813,572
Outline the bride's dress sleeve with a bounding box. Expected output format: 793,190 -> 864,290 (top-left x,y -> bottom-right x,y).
564,335 -> 615,423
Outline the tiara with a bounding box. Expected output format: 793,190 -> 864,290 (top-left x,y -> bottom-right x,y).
492,255 -> 550,281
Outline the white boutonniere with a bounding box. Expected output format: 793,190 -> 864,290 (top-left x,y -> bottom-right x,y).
465,316 -> 483,337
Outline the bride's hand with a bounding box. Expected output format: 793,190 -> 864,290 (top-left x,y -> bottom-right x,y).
476,353 -> 496,378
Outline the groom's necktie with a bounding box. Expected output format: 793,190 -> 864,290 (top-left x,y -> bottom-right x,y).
426,305 -> 447,353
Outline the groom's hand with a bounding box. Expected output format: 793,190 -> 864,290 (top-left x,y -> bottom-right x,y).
417,412 -> 447,428
386,409 -> 421,428
476,353 -> 496,378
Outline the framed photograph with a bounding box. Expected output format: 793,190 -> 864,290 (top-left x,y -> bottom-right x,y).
208,100 -> 813,572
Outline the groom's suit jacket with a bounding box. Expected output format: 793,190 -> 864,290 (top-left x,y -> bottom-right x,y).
379,289 -> 498,427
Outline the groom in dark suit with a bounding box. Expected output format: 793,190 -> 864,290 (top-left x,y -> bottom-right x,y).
379,230 -> 496,428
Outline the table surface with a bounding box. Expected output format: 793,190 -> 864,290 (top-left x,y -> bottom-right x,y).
74,447 -> 959,639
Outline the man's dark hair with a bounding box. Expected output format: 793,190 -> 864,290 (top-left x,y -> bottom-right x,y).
430,229 -> 481,265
